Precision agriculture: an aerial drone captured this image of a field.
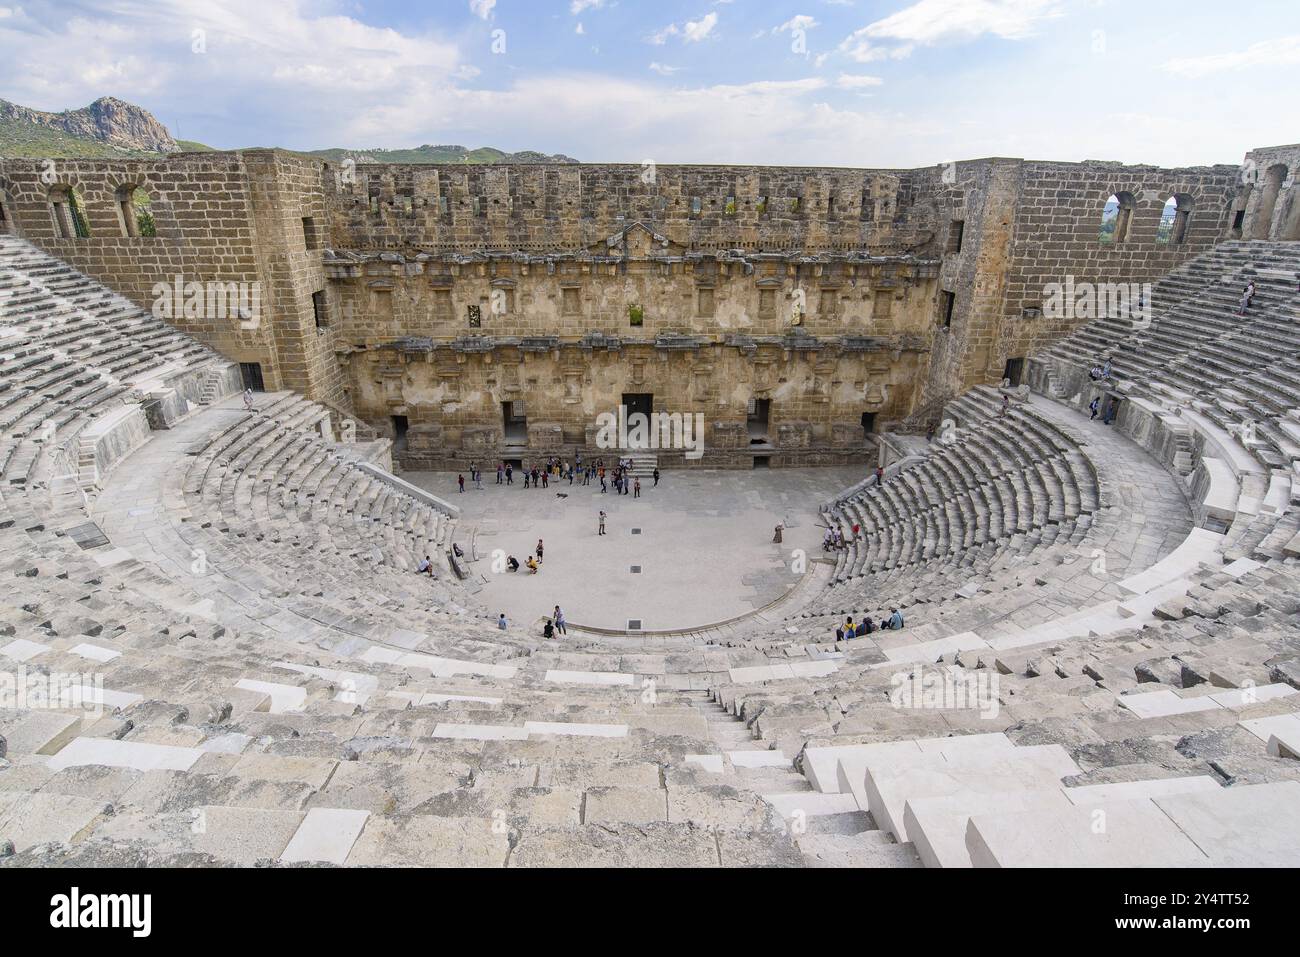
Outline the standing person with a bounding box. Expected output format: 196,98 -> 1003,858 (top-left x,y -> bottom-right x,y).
875,465 -> 885,486
653,467 -> 660,488
542,469 -> 549,489
773,523 -> 783,544
496,462 -> 504,485
536,539 -> 544,563
243,388 -> 254,412
600,472 -> 608,494
458,474 -> 465,494
1089,396 -> 1100,421
474,468 -> 483,490
633,477 -> 641,499
554,605 -> 567,636
1104,400 -> 1118,426
1000,394 -> 1010,416
523,470 -> 530,489
598,510 -> 607,536
506,464 -> 514,485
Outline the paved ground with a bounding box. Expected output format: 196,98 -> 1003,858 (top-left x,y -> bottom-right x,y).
407,466 -> 864,632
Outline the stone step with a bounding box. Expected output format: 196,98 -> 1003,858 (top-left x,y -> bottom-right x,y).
797,832 -> 923,868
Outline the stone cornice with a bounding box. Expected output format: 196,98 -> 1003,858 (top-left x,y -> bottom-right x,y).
368,331 -> 932,357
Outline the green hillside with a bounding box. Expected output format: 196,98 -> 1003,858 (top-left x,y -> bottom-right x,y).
0,123 -> 168,159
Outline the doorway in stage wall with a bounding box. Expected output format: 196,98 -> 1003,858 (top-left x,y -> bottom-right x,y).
239,362 -> 265,392
1003,357 -> 1025,387
622,393 -> 654,419
502,401 -> 528,446
748,398 -> 771,445
861,411 -> 877,443
391,415 -> 409,452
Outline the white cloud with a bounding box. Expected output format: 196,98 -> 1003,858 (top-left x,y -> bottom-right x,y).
647,24 -> 678,45
1161,35 -> 1300,78
571,0 -> 605,13
683,12 -> 719,43
576,22 -> 585,35
835,73 -> 883,88
469,0 -> 495,21
841,0 -> 1060,61
649,11 -> 719,46
649,62 -> 681,76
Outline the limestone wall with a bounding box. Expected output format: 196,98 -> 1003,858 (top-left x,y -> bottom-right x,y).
0,150 -> 342,404
352,338 -> 926,469
991,159 -> 1238,373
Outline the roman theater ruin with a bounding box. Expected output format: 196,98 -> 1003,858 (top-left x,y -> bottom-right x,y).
1,142 -> 1299,868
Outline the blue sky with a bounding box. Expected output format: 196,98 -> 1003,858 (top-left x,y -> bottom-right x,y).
0,0 -> 1296,167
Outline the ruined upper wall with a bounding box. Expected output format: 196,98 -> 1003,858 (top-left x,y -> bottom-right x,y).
323,162 -> 945,256
1236,143 -> 1300,242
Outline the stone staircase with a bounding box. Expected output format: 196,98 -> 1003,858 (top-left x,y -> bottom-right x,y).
623,453 -> 658,478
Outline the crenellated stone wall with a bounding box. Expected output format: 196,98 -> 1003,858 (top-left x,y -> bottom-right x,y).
2,144 -> 1293,469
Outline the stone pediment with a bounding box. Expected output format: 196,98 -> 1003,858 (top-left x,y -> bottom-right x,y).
596,221 -> 679,260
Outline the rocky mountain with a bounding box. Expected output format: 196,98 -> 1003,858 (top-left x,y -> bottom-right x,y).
0,96 -> 576,164
0,96 -> 178,155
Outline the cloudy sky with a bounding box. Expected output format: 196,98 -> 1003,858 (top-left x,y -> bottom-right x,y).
0,0 -> 1296,167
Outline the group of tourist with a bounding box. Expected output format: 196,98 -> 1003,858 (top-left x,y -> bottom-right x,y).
823,522 -> 860,552
457,455 -> 662,496
502,539 -> 546,575
834,609 -> 904,641
497,604 -> 569,639
542,605 -> 567,639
